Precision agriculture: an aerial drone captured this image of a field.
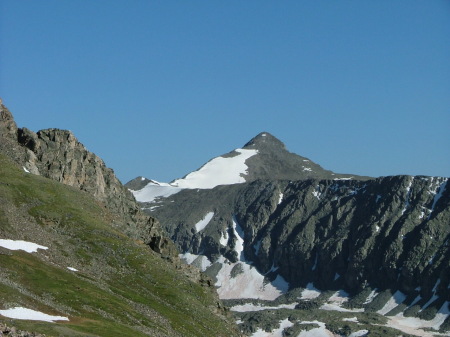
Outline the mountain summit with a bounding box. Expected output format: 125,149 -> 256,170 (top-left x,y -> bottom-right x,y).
242,132 -> 287,151
128,132 -> 366,203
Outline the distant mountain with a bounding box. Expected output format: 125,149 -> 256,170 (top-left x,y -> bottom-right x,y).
129,132 -> 450,336
126,132 -> 368,203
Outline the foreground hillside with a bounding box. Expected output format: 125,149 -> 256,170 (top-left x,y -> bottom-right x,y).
0,153 -> 240,336
0,101 -> 241,336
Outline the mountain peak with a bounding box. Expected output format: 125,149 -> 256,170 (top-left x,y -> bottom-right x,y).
243,132 -> 286,151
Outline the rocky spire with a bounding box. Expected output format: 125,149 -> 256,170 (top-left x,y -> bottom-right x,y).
0,99 -> 18,138
243,132 -> 287,152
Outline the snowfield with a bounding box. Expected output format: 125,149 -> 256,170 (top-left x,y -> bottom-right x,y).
0,307 -> 68,323
131,180 -> 182,203
131,148 -> 258,202
171,148 -> 258,189
179,218 -> 289,301
230,303 -> 296,312
0,239 -> 48,253
194,212 -> 214,232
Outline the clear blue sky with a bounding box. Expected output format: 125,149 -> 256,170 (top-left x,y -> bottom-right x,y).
1,1 -> 449,183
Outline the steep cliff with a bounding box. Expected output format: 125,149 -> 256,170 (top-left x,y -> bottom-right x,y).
0,101 -> 174,256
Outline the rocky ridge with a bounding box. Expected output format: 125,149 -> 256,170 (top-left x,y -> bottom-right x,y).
0,102 -> 174,257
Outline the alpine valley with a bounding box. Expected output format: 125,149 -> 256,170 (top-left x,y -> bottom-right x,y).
127,133 -> 450,337
1,100 -> 449,337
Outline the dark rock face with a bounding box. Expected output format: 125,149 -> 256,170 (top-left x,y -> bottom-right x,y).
125,176 -> 154,191
0,102 -> 175,257
223,132 -> 370,182
146,170 -> 449,307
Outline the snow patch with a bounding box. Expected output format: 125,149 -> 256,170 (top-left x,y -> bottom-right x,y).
428,179 -> 448,219
311,253 -> 318,271
0,239 -> 48,253
343,317 -> 359,323
132,180 -> 182,202
363,289 -> 378,304
232,217 -> 245,261
230,303 -> 296,312
179,252 -> 200,265
385,301 -> 450,336
320,291 -> 364,313
133,148 -> 258,202
0,307 -> 69,323
297,321 -> 332,337
349,330 -> 369,337
300,283 -> 321,300
312,190 -> 321,200
67,267 -> 78,272
220,229 -> 229,246
179,252 -> 211,272
172,148 -> 258,189
250,318 -> 293,337
194,212 -> 214,232
215,256 -> 289,300
23,166 -> 30,173
182,217 -> 289,300
320,303 -> 364,313
401,177 -> 414,215
278,192 -> 283,205
329,290 -> 350,303
377,290 -> 406,315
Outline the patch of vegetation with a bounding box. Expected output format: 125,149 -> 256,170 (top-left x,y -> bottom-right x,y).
230,262 -> 244,278
325,322 -> 354,336
385,303 -> 407,316
364,289 -> 392,312
342,287 -> 374,309
439,315 -> 450,333
284,322 -> 318,336
403,304 -> 421,317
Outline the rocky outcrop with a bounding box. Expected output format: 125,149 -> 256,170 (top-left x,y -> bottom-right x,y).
0,101 -> 176,257
144,170 -> 450,312
240,132 -> 351,181
0,322 -> 45,337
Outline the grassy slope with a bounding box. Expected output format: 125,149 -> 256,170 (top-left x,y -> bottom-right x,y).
0,154 -> 238,337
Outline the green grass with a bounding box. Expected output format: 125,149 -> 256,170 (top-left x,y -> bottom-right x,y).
0,154 -> 238,337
